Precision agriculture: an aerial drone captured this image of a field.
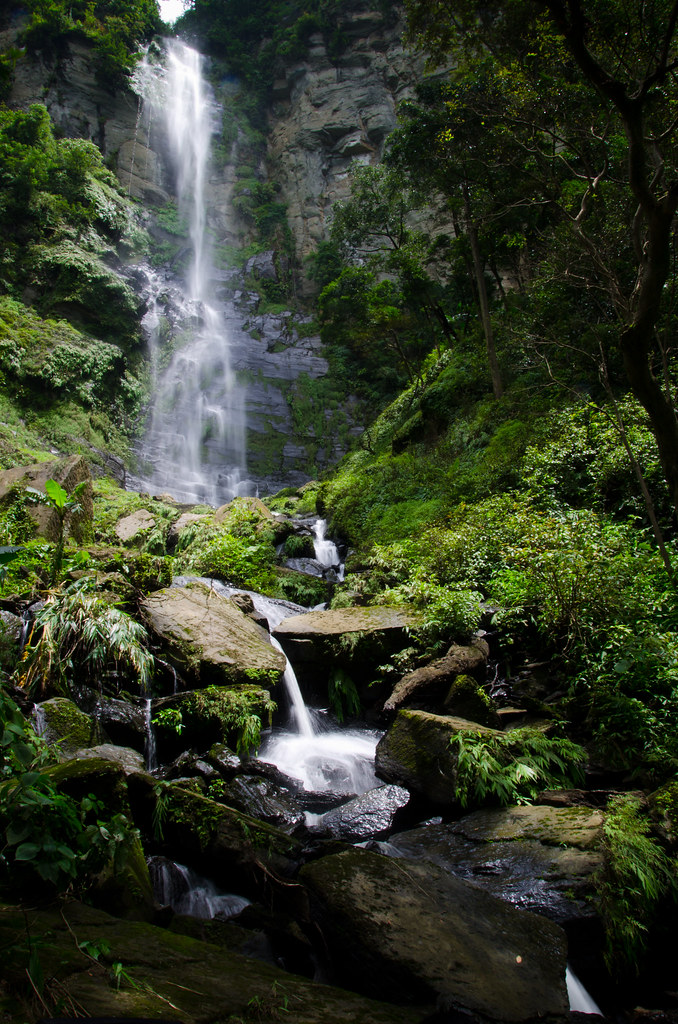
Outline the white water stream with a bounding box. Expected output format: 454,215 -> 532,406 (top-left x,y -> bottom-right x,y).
131,41 -> 250,504
182,577 -> 380,795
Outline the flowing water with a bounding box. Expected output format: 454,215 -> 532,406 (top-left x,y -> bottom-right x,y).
173,576 -> 380,795
130,41 -> 250,504
148,857 -> 250,919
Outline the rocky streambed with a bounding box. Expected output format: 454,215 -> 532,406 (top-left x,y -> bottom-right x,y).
0,461 -> 673,1023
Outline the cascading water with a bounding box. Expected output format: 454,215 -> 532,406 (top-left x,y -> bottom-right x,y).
173,576 -> 380,795
130,41 -> 250,504
148,857 -> 250,920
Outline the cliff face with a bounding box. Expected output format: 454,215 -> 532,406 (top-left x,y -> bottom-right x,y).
268,6 -> 422,281
2,5 -> 419,494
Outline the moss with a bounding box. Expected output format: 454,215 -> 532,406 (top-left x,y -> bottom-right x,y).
443,673 -> 495,726
37,697 -> 102,754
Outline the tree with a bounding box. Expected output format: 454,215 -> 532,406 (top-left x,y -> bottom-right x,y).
403,0 -> 678,522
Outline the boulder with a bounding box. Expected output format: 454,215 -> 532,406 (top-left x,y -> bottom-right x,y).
0,899 -> 423,1024
216,774 -> 305,834
73,743 -> 146,775
389,803 -> 604,928
375,709 -> 499,806
0,454 -> 92,543
140,580 -> 286,687
34,696 -> 105,758
141,782 -> 303,902
299,848 -> 569,1020
74,688 -> 147,753
167,511 -> 210,548
312,784 -> 410,842
152,685 -> 276,761
0,610 -> 24,671
115,507 -> 156,544
383,638 -> 490,714
273,605 -> 421,698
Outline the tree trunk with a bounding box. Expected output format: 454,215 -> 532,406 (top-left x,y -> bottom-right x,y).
462,182 -> 503,399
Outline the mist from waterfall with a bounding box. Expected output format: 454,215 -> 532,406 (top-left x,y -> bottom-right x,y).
131,40 -> 250,505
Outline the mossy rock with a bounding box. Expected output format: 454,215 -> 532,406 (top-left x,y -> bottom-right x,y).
443,673 -> 500,727
140,580 -> 286,688
146,781 -> 303,902
0,899 -> 423,1024
375,710 -> 499,807
35,696 -> 104,757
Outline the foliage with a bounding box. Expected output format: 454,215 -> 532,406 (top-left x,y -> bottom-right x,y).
596,794 -> 677,975
22,0 -> 161,89
19,582 -> 154,697
176,509 -> 277,592
327,668 -> 361,722
26,478 -> 88,584
185,685 -> 276,755
450,726 -> 587,808
0,684 -> 139,890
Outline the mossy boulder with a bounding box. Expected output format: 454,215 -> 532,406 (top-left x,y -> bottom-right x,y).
44,754 -> 154,920
140,580 -> 286,688
299,848 -> 569,1020
152,685 -> 275,761
442,672 -> 500,726
35,696 -> 104,758
0,899 -> 423,1023
375,710 -> 499,807
137,780 -> 303,902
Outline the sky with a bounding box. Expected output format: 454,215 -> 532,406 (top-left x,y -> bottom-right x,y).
159,0 -> 186,24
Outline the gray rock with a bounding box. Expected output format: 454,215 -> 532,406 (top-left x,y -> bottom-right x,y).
34,697 -> 105,758
313,784 -> 410,841
115,508 -> 156,544
299,848 -> 569,1020
389,804 -> 604,927
140,580 -> 286,687
0,454 -> 92,544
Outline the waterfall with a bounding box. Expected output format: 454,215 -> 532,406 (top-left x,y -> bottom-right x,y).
172,576 -> 380,795
130,41 -> 250,505
566,967 -> 602,1016
143,697 -> 157,771
148,857 -> 250,919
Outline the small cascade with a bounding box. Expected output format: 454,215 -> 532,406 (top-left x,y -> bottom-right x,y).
566,967 -> 602,1016
32,704 -> 47,738
313,519 -> 340,568
143,697 -> 157,771
148,857 -> 250,919
130,41 -> 250,504
172,577 -> 380,795
313,518 -> 345,581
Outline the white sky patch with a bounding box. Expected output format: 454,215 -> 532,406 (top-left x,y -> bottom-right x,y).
159,0 -> 187,25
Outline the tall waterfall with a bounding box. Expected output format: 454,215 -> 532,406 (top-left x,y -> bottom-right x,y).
131,41 -> 250,505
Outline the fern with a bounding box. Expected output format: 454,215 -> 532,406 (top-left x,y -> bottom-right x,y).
596,794 -> 677,975
450,726 -> 587,807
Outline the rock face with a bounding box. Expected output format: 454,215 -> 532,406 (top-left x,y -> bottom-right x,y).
375,709 -> 499,806
140,580 -> 286,687
299,847 -> 570,1020
267,6 -> 424,286
313,783 -> 410,841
